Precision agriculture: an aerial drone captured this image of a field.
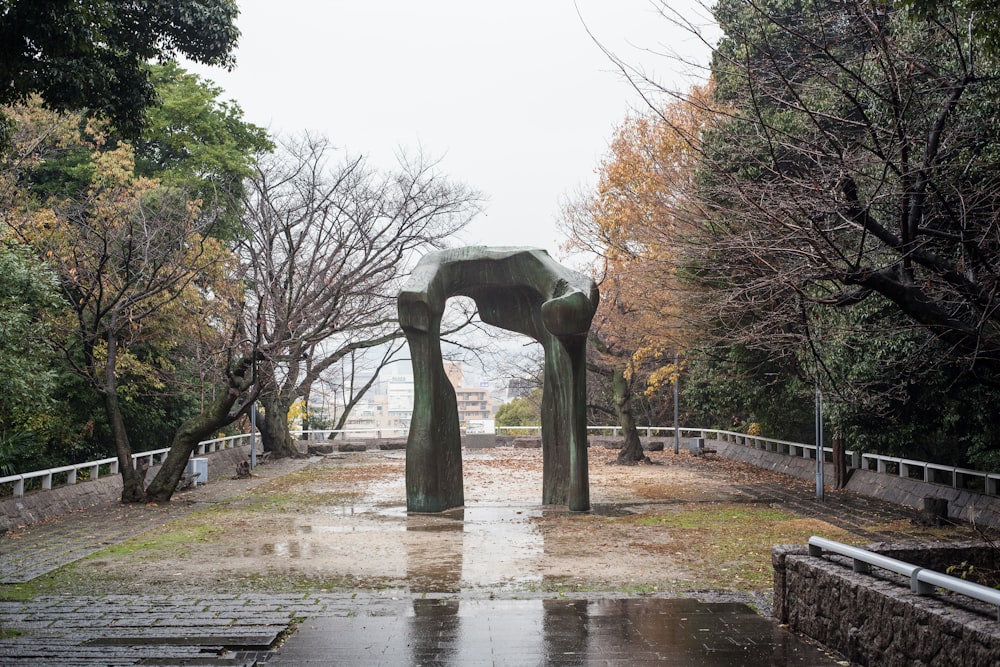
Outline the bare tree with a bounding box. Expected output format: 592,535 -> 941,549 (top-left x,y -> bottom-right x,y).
241,135 -> 480,457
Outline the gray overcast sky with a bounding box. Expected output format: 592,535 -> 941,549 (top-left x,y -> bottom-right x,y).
187,0 -> 714,255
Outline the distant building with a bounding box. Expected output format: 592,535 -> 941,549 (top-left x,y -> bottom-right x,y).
504,378 -> 537,401
456,385 -> 494,424
326,364 -> 500,434
443,361 -> 464,389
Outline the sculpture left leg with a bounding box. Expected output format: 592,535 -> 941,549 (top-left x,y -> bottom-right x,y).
403,319 -> 464,513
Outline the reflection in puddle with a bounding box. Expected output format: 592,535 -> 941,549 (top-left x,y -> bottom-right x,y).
273,598 -> 843,666
236,502 -> 547,591
257,541 -> 311,559
405,504 -> 545,591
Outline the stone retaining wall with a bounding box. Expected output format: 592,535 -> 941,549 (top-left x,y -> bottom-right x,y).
0,445 -> 250,532
773,543 -> 1000,666
711,439 -> 1000,529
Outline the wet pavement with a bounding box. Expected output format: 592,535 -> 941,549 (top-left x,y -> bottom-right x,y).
273,596 -> 841,666
0,593 -> 843,665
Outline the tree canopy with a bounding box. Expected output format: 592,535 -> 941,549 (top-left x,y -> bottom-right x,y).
242,136 -> 480,457
0,0 -> 240,139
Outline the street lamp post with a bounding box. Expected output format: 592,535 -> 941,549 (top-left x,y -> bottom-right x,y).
815,379 -> 824,501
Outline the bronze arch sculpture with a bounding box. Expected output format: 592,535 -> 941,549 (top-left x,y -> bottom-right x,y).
398,246 -> 599,513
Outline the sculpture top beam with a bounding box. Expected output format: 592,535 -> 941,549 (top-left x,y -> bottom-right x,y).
398,246 -> 599,340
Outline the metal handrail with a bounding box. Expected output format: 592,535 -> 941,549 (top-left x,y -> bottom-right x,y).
808,536 -> 1000,621
0,437 -> 245,499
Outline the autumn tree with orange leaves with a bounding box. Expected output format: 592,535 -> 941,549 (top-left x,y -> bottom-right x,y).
562,85 -> 714,464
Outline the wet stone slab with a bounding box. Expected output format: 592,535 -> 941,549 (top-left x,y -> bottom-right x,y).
270,597 -> 843,666
0,594 -> 290,666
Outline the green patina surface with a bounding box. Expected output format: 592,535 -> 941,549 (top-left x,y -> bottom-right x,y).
398,247 -> 599,513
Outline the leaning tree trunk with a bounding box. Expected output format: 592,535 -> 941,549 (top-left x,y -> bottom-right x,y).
612,367 -> 647,465
259,394 -> 301,458
105,388 -> 147,503
100,324 -> 146,503
144,359 -> 253,502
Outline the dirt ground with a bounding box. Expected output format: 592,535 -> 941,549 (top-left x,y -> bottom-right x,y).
67,445 -> 977,597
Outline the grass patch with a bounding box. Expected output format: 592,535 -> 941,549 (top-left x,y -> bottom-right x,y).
636,505 -> 797,529
1,625 -> 22,640
99,522 -> 221,559
228,571 -> 399,593
534,577 -> 664,596
0,563 -> 108,600
628,502 -> 857,591
0,584 -> 38,602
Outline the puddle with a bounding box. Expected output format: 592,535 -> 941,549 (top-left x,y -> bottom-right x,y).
271,598 -> 844,666
228,501 -> 548,590
588,503 -> 636,518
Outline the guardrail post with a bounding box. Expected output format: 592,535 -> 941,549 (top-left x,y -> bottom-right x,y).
42,472 -> 52,490
67,468 -> 77,485
90,464 -> 99,480
14,477 -> 24,497
911,568 -> 933,595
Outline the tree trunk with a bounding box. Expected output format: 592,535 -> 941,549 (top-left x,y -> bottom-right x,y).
612,367 -> 647,464
105,388 -> 147,503
259,393 -> 300,458
301,384 -> 312,436
101,323 -> 146,503
833,434 -> 847,489
145,359 -> 253,502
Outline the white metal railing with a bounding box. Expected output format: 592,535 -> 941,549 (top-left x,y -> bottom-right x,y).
495,426 -> 1000,498
496,425 -> 708,438
0,428 -> 420,498
0,433 -> 251,499
808,536 -> 1000,621
292,428 -> 409,440
704,428 -> 1000,498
